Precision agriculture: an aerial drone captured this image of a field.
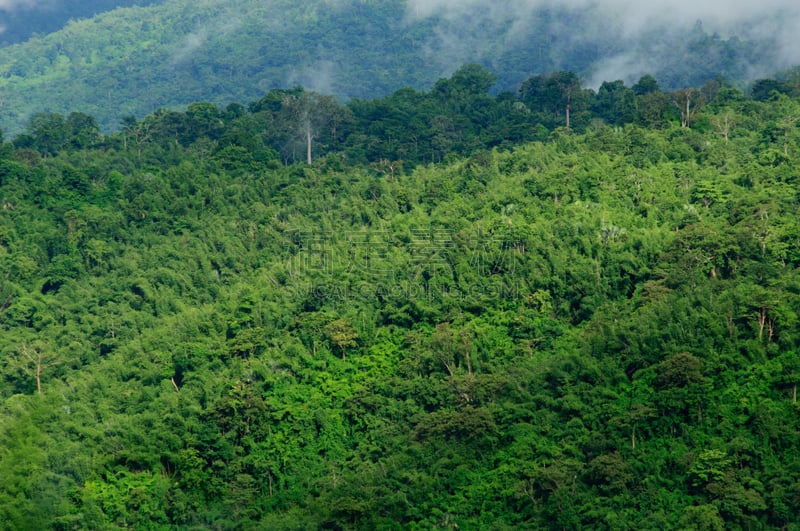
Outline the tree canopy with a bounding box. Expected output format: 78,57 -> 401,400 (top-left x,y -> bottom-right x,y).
1,66 -> 800,529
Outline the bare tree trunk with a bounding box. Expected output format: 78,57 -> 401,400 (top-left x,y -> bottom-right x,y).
685,97 -> 691,128
785,129 -> 789,157
442,359 -> 455,378
461,332 -> 473,375
758,307 -> 767,341
306,128 -> 312,164
20,343 -> 54,395
673,89 -> 700,128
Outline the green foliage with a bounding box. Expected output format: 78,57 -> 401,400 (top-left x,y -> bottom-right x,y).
1,69 -> 800,529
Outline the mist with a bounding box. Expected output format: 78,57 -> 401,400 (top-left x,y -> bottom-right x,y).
0,0 -> 45,10
407,0 -> 800,29
406,0 -> 800,87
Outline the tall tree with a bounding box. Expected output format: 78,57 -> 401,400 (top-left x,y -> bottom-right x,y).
593,80 -> 636,125
18,112 -> 69,156
66,112 -> 101,149
672,88 -> 703,128
282,90 -> 347,164
17,342 -> 59,395
519,71 -> 584,129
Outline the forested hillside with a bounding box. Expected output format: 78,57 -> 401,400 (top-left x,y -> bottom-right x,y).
0,0 -> 165,47
0,0 -> 787,135
1,67 -> 799,529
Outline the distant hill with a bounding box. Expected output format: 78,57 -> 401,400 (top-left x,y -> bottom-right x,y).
0,0 -> 165,46
0,0 -> 788,135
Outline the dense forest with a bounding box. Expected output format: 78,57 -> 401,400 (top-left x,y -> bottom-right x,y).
1,65 -> 800,529
0,0 -> 783,135
0,0 -> 165,47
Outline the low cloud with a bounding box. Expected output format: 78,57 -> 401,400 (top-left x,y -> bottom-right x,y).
406,0 -> 800,32
286,60 -> 339,95
170,28 -> 209,65
406,0 -> 800,86
0,0 -> 49,11
170,14 -> 242,65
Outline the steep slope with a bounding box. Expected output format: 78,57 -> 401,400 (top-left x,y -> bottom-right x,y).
1,88 -> 800,527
